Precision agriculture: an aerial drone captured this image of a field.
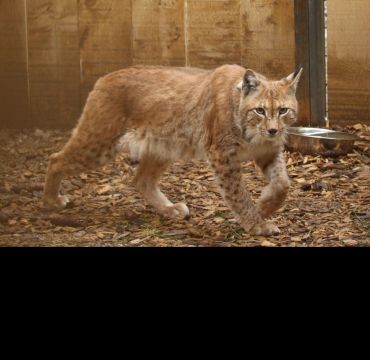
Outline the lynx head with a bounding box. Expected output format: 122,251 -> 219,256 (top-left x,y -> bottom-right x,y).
236,68 -> 303,144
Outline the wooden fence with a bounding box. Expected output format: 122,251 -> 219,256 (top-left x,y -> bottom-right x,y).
0,0 -> 369,128
327,0 -> 370,126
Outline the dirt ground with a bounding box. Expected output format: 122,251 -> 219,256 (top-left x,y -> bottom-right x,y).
0,124 -> 369,247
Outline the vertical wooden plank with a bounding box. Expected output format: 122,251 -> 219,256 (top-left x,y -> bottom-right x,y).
0,0 -> 29,128
327,0 -> 370,126
308,0 -> 326,127
132,0 -> 185,66
27,0 -> 80,128
132,0 -> 160,64
186,0 -> 241,69
79,0 -> 132,104
295,0 -> 327,126
294,0 -> 311,125
241,0 -> 295,78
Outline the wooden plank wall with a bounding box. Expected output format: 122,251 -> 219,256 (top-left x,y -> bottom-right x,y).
327,0 -> 370,126
0,0 -> 29,128
241,0 -> 295,78
186,0 -> 241,68
79,0 -> 132,104
132,0 -> 185,66
1,0 -> 297,129
27,0 -> 80,128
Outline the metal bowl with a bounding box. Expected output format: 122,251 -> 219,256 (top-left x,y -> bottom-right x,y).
285,127 -> 359,156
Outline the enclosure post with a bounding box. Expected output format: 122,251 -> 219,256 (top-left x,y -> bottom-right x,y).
294,0 -> 326,127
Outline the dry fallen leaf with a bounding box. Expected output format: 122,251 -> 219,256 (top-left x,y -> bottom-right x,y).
0,212 -> 9,224
343,239 -> 358,247
356,167 -> 370,180
261,240 -> 277,247
49,216 -> 83,228
130,238 -> 147,245
97,185 -> 113,195
214,217 -> 225,224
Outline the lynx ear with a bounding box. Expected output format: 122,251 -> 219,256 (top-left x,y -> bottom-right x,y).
285,67 -> 303,93
237,69 -> 260,94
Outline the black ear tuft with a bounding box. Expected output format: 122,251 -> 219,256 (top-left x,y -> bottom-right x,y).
242,70 -> 260,94
286,67 -> 303,93
293,65 -> 304,80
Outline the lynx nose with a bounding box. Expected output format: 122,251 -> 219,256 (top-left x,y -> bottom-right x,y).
268,129 -> 278,136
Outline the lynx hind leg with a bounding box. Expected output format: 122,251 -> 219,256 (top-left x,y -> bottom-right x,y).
43,97 -> 125,209
43,152 -> 72,210
43,136 -> 123,210
133,156 -> 190,220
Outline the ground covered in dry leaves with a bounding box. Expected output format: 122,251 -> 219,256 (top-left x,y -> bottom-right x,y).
0,125 -> 369,247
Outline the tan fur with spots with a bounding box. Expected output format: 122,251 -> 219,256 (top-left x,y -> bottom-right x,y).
43,64 -> 302,236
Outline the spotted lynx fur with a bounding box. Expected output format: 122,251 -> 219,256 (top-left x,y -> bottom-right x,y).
43,65 -> 302,236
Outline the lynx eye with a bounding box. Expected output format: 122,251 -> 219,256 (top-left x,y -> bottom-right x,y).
279,108 -> 289,115
255,108 -> 266,116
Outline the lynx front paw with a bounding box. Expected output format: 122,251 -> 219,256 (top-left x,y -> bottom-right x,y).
43,195 -> 70,210
250,221 -> 281,237
162,203 -> 190,220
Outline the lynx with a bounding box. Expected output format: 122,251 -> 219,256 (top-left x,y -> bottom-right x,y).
43,65 -> 302,236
